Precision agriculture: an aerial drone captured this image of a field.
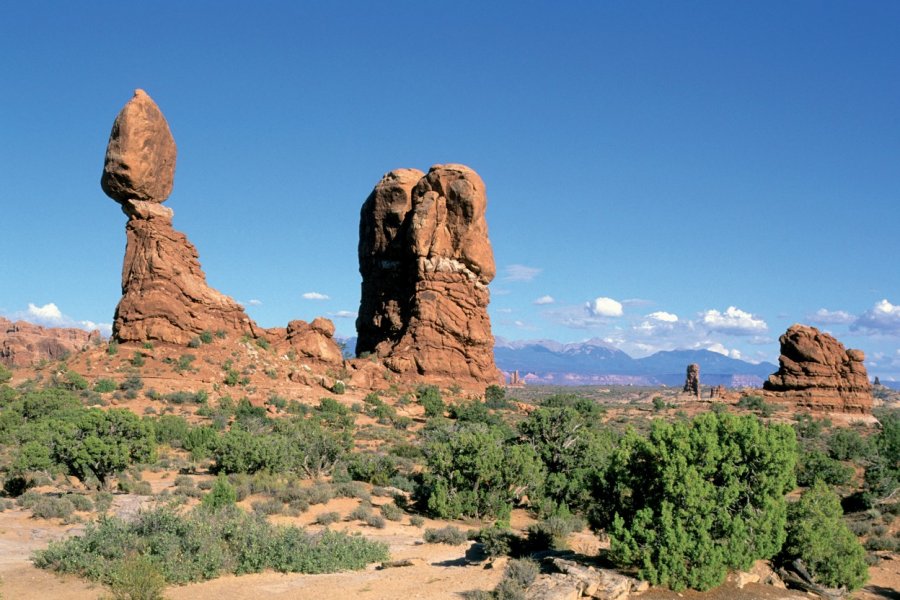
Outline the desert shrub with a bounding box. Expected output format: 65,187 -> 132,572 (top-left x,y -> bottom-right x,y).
492,558 -> 539,599
107,340 -> 119,355
540,393 -> 604,420
68,494 -> 93,512
379,502 -> 403,521
119,375 -> 143,398
252,499 -> 283,516
314,511 -> 341,526
519,404 -> 617,513
409,515 -> 425,527
0,363 -> 13,384
33,505 -> 389,584
200,330 -> 214,344
94,379 -> 117,394
130,352 -> 145,368
49,408 -> 156,488
652,396 -> 667,411
594,412 -> 798,591
484,385 -> 509,409
736,394 -> 775,416
778,480 -> 868,591
153,414 -> 190,446
864,409 -> 899,504
364,513 -> 386,528
420,423 -> 544,520
826,428 -> 869,461
30,495 -> 75,520
334,481 -> 371,502
331,381 -> 346,395
417,385 -> 444,418
526,511 -> 586,551
163,390 -> 207,405
107,554 -> 166,600
423,526 -> 468,545
188,337 -> 202,349
346,453 -> 398,486
797,449 -> 854,487
447,399 -> 501,427
476,525 -> 518,558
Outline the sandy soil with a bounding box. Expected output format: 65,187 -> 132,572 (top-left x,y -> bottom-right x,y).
2,496 -> 896,600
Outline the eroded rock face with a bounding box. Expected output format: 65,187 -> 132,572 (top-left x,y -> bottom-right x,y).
0,317 -> 100,367
101,89 -> 177,204
357,164 -> 499,382
763,324 -> 872,413
356,168 -> 423,354
113,200 -> 258,344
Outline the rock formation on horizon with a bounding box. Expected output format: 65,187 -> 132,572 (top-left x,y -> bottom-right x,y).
763,324 -> 872,413
101,90 -> 340,362
0,317 -> 100,367
357,164 -> 499,382
683,363 -> 700,398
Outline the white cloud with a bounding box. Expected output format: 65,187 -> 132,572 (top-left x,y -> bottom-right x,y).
246,299 -> 263,306
852,299 -> 900,335
647,311 -> 678,323
27,302 -> 63,322
809,308 -> 854,325
302,292 -> 330,301
533,295 -> 555,305
16,302 -> 111,337
586,297 -> 623,318
701,306 -> 767,335
503,264 -> 541,283
331,310 -> 357,319
700,342 -> 743,360
495,308 -> 514,314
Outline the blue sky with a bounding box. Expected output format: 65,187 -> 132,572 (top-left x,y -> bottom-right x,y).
2,2 -> 899,378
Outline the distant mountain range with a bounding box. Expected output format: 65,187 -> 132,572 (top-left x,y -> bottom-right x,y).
494,337 -> 777,387
339,335 -> 778,388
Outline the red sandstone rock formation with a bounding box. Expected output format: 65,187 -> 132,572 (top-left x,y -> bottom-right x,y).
0,317 -> 100,367
763,324 -> 872,413
102,90 -> 340,364
683,363 -> 700,398
102,90 -> 257,344
357,164 -> 499,382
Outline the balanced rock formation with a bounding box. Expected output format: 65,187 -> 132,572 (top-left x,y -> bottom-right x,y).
683,363 -> 700,398
357,164 -> 499,382
102,90 -> 340,364
0,317 -> 100,367
102,90 -> 257,344
763,324 -> 871,413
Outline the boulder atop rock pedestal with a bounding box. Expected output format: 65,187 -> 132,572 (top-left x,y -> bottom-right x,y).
101,89 -> 177,204
0,317 -> 100,367
763,324 -> 872,413
356,164 -> 500,383
101,91 -> 259,345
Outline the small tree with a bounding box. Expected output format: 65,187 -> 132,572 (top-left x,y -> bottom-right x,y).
202,475 -> 237,510
595,412 -> 798,591
417,385 -> 445,418
779,480 -> 868,591
51,408 -> 156,488
420,423 -> 544,520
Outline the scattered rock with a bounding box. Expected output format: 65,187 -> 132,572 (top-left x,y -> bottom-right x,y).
377,557 -> 426,569
534,558 -> 644,600
101,89 -> 176,204
357,164 -> 500,383
0,317 -> 100,367
763,324 -> 872,413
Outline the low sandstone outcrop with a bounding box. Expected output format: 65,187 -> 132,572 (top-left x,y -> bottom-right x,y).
763,324 -> 871,413
0,317 -> 100,367
357,164 -> 499,383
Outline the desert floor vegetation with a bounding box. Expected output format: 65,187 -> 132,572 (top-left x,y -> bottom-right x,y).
0,371 -> 897,598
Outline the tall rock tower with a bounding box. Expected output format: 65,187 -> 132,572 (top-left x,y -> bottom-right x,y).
357,164 -> 499,383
